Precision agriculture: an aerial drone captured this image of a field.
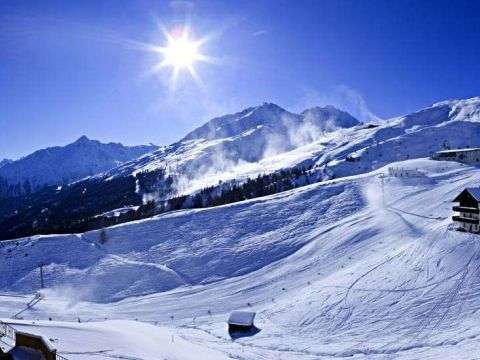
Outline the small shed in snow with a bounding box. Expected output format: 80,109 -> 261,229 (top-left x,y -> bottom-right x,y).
227,311 -> 256,332
452,188 -> 480,233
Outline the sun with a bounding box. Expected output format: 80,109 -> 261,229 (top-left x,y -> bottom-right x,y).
149,26 -> 211,87
163,34 -> 201,69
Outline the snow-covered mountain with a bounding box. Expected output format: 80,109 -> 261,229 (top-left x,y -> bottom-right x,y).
0,136 -> 158,196
182,103 -> 359,142
108,103 -> 361,194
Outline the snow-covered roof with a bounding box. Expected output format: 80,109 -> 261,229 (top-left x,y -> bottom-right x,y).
228,311 -> 256,326
454,188 -> 480,202
436,148 -> 480,154
466,188 -> 480,201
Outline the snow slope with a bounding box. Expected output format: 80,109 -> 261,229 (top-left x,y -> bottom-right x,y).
1,319 -> 227,360
2,158 -> 480,358
0,136 -> 157,195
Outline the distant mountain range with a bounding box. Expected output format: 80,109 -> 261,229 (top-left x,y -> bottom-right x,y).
1,97 -> 480,240
0,136 -> 158,197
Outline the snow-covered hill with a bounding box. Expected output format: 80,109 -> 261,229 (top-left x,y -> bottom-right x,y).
1,158 -> 480,358
0,136 -> 157,196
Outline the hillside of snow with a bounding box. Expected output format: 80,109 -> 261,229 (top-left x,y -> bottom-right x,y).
0,136 -> 157,196
2,158 -> 480,358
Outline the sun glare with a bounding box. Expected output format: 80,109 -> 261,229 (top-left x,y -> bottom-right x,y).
163,35 -> 200,69
149,26 -> 211,87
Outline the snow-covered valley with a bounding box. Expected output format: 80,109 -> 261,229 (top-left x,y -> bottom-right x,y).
2,158 -> 480,359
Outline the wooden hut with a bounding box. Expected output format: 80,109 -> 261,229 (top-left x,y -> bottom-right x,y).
228,311 -> 256,332
452,188 -> 480,233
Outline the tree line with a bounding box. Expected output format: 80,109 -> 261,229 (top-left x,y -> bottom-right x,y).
0,165 -> 318,240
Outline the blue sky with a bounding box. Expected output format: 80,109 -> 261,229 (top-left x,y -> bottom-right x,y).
1,0 -> 480,159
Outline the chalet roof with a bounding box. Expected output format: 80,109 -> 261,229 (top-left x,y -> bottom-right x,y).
453,188 -> 480,202
228,311 -> 256,326
436,148 -> 480,154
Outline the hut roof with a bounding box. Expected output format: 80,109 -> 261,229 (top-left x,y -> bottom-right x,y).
436,148 -> 480,154
228,311 -> 256,326
453,188 -> 480,202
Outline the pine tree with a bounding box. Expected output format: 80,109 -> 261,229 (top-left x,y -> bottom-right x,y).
99,228 -> 107,244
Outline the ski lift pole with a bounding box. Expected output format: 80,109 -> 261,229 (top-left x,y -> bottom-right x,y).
39,264 -> 44,289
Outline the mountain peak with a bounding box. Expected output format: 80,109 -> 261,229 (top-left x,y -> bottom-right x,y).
182,103 -> 294,141
301,104 -> 342,115
74,135 -> 92,144
257,102 -> 284,110
251,102 -> 287,115
301,105 -> 360,129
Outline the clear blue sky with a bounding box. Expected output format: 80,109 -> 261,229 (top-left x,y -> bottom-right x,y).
1,0 -> 480,159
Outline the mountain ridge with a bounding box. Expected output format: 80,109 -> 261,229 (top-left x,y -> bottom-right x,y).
0,136 -> 158,197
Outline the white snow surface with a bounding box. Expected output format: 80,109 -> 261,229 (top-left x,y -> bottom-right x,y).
2,158 -> 480,358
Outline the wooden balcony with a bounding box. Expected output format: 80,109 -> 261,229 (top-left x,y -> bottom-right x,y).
453,206 -> 479,214
452,215 -> 480,224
